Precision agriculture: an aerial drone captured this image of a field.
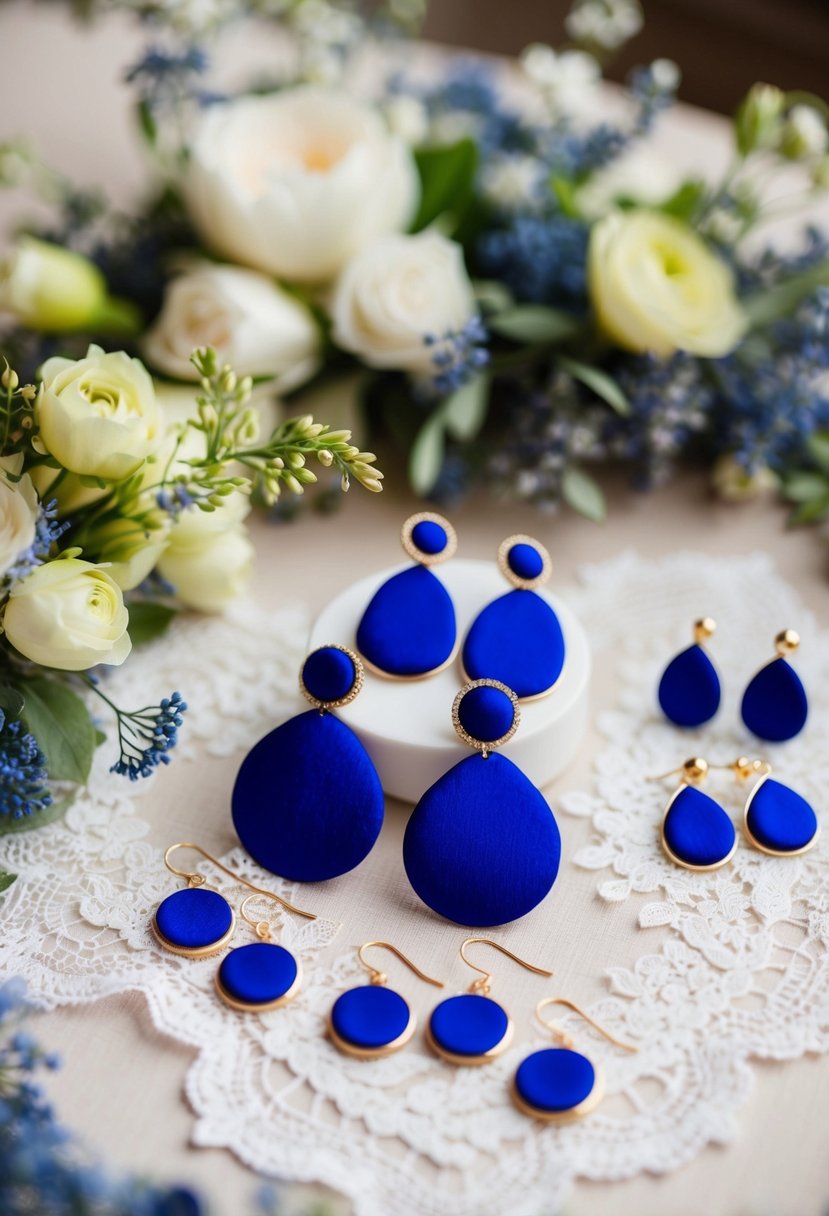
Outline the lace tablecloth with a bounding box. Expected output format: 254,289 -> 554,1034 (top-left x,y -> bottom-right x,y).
0,551 -> 826,1216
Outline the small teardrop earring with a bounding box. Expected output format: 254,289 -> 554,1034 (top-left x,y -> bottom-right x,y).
741,629 -> 808,742
657,617 -> 721,728
427,937 -> 554,1066
722,757 -> 820,857
215,890 -> 317,1013
512,998 -> 638,1123
649,758 -> 737,871
328,941 -> 444,1059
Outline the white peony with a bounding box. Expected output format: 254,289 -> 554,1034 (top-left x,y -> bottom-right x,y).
184,86 -> 420,284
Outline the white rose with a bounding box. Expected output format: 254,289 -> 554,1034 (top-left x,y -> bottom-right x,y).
331,232 -> 476,375
0,463 -> 38,579
143,264 -> 321,390
4,559 -> 131,671
37,345 -> 163,481
185,86 -> 420,284
90,515 -> 172,592
158,494 -> 253,613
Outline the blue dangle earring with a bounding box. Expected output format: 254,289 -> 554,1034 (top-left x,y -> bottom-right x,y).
730,757 -> 820,858
403,679 -> 562,926
462,535 -> 564,700
427,938 -> 553,1066
152,842 -> 240,958
512,998 -> 637,1123
232,644 -> 384,881
356,512 -> 458,679
328,942 -> 444,1059
657,617 -> 721,728
741,629 -> 808,742
651,758 -> 737,871
215,891 -> 317,1012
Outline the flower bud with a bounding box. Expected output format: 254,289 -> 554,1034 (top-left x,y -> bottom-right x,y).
735,84 -> 785,157
780,105 -> 827,160
1,366 -> 18,390
0,237 -> 139,334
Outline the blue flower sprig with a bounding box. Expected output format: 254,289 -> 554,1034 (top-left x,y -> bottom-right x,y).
0,712 -> 51,820
84,684 -> 189,782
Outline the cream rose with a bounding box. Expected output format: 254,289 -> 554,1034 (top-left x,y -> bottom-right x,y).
37,345 -> 163,481
588,211 -> 747,358
143,264 -> 320,390
158,494 -> 253,613
0,463 -> 38,579
331,232 -> 476,374
184,86 -> 419,283
90,515 -> 172,592
4,559 -> 131,671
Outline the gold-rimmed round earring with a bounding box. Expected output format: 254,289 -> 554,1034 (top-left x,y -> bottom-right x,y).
426,937 -> 554,1066
512,998 -> 638,1123
215,890 -> 318,1013
151,842 -> 239,959
650,758 -> 737,871
722,757 -> 820,858
327,941 -> 444,1059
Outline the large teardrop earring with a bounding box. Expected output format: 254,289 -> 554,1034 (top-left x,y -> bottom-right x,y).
650,757 -> 737,871
740,629 -> 808,742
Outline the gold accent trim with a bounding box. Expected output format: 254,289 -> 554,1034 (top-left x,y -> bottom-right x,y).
327,1003 -> 417,1059
400,512 -> 457,566
742,770 -> 821,857
358,638 -> 460,683
510,1060 -> 605,1123
496,534 -> 551,591
659,782 -> 738,872
299,643 -> 364,710
214,953 -> 303,1013
151,906 -> 236,959
452,679 -> 520,755
426,1007 -> 514,1066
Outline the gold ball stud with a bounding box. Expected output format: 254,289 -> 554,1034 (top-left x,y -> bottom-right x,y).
682,757 -> 709,783
774,628 -> 800,656
693,617 -> 716,644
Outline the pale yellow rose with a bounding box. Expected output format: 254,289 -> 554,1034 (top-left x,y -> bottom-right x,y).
0,462 -> 39,578
90,515 -> 172,591
588,211 -> 747,358
158,493 -> 253,613
4,558 -> 131,671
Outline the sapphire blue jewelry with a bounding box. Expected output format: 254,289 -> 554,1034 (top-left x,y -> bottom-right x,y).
151,842 -> 238,958
652,758 -> 737,871
741,629 -> 808,742
427,937 -> 553,1066
512,998 -> 638,1123
462,535 -> 565,701
657,617 -> 721,728
356,512 -> 458,679
328,941 -> 444,1059
232,644 -> 384,881
403,679 -> 562,926
730,757 -> 820,857
215,891 -> 316,1013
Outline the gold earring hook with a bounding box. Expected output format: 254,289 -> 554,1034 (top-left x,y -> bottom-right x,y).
357,941 -> 444,989
536,997 -> 638,1053
707,757 -> 771,781
239,890 -> 319,941
459,937 -> 554,996
647,757 -> 709,785
163,842 -> 316,921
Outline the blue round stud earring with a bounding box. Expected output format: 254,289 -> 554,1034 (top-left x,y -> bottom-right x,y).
729,757 -> 820,857
328,941 -> 444,1059
651,758 -> 737,871
462,535 -> 565,700
512,998 -> 638,1123
657,617 -> 721,728
427,937 -> 553,1066
232,644 -> 384,881
741,629 -> 808,742
215,891 -> 317,1012
151,842 -> 238,958
356,512 -> 458,679
403,679 -> 562,926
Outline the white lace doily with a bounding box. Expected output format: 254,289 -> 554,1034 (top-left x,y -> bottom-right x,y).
0,553 -> 827,1216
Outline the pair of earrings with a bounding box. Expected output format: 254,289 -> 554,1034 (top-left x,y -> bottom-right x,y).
233,647 -> 562,927
658,619 -> 808,741
328,939 -> 636,1123
356,514 -> 565,701
151,843 -> 317,1010
653,757 -> 819,870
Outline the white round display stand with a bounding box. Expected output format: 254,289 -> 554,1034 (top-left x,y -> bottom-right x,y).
308,558 -> 590,802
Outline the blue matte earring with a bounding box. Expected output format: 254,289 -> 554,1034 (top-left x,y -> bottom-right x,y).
427,937 -> 553,1066
512,998 -> 637,1123
356,512 -> 458,679
741,629 -> 808,742
328,941 -> 444,1059
732,757 -> 820,857
215,891 -> 317,1012
657,617 -> 721,728
651,757 -> 737,871
151,842 -> 238,958
232,644 -> 384,881
403,679 -> 562,926
462,535 -> 564,700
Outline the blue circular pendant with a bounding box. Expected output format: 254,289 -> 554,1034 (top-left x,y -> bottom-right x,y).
215,942 -> 300,1011
661,785 -> 737,870
427,994 -> 512,1064
744,775 -> 820,856
513,1047 -> 601,1121
329,985 -> 414,1058
152,887 -> 234,957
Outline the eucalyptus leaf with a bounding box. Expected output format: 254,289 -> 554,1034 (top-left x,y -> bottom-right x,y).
0,794 -> 76,836
444,376 -> 490,442
409,413 -> 446,496
0,684 -> 24,721
0,871 -> 16,893
23,679 -> 96,785
562,466 -> 607,522
489,306 -> 580,345
412,139 -> 478,234
557,355 -> 631,416
127,601 -> 178,646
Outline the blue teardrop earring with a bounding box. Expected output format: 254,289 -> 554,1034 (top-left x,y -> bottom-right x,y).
741,629 -> 808,742
512,998 -> 638,1123
651,757 -> 737,871
657,617 -> 721,728
215,891 -> 317,1012
427,937 -> 553,1066
730,757 -> 820,857
151,842 -> 237,958
356,512 -> 458,679
403,679 -> 562,926
232,644 -> 384,881
462,535 -> 565,700
328,941 -> 444,1059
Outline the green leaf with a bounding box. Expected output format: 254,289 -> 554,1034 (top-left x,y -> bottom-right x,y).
489,306 -> 581,345
412,139 -> 478,234
0,871 -> 16,893
137,99 -> 157,147
444,376 -> 490,442
409,413 -> 446,496
0,794 -> 75,836
473,279 -> 514,314
562,466 -> 607,522
126,601 -> 178,647
551,175 -> 580,218
557,355 -> 631,416
0,684 -> 24,721
22,679 -> 96,785
659,179 -> 707,221
743,261 -> 829,328
807,432 -> 829,474
782,472 -> 829,503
